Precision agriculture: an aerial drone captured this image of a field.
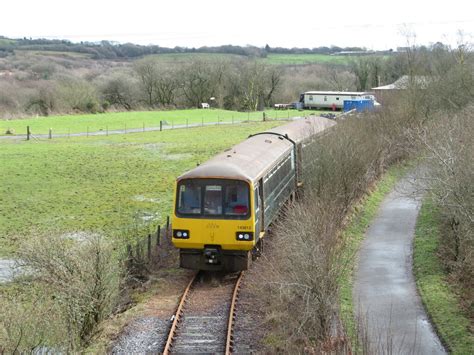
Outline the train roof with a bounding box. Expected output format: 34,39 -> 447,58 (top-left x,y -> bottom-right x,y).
177,116 -> 336,184
304,91 -> 372,96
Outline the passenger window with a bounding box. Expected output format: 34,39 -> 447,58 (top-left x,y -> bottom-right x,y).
178,183 -> 201,214
204,185 -> 222,215
224,181 -> 249,216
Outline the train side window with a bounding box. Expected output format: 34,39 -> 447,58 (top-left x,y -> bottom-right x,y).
178,183 -> 201,214
204,185 -> 223,215
224,181 -> 249,216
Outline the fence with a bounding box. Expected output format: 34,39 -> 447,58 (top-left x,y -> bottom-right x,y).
16,111 -> 299,141
125,216 -> 175,277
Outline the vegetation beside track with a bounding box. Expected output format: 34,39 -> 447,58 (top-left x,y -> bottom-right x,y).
414,200 -> 474,354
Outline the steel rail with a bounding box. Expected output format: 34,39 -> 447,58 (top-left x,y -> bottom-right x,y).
225,272 -> 244,355
163,272 -> 199,355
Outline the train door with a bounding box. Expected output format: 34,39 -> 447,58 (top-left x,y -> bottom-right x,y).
255,180 -> 264,235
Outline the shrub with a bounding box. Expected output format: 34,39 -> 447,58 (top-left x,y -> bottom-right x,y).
13,233 -> 124,350
415,107 -> 474,311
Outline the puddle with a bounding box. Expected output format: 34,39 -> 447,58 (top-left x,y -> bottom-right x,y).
133,195 -> 160,203
141,143 -> 167,152
163,153 -> 192,160
61,231 -> 97,242
0,259 -> 19,283
140,212 -> 159,222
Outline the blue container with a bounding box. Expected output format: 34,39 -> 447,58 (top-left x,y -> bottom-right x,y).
343,99 -> 374,112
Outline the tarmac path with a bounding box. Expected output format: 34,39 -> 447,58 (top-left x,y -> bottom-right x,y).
353,175 -> 446,354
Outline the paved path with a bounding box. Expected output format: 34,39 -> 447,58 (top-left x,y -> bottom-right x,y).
353,175 -> 446,354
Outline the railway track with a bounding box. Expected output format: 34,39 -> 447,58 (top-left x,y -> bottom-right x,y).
163,271 -> 244,354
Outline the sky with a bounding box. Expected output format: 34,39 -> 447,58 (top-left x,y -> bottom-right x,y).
1,0 -> 473,50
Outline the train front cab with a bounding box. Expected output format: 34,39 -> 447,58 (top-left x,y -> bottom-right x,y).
172,178 -> 260,272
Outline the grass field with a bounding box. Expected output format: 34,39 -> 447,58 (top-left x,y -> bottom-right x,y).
413,201 -> 474,354
263,53 -> 353,65
0,109 -> 318,136
0,121 -> 281,256
13,49 -> 93,59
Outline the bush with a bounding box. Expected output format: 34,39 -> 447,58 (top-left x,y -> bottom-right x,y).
415,107 -> 474,311
9,233 -> 125,350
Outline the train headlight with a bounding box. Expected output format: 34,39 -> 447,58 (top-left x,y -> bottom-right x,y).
173,229 -> 190,239
236,231 -> 253,241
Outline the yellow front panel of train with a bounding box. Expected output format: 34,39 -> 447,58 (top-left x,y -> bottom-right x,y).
172,217 -> 255,251
171,179 -> 256,251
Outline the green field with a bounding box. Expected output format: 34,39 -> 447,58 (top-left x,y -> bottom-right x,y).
146,52 -> 245,64
0,109 -> 317,136
0,121 -> 281,256
263,53 -> 352,65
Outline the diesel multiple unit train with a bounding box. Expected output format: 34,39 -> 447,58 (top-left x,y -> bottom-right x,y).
171,116 -> 336,271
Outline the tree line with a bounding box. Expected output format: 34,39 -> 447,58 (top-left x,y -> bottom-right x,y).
0,36 -> 374,59
0,40 -> 470,119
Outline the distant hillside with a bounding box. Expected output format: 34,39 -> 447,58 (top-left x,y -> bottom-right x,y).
0,35 -> 380,60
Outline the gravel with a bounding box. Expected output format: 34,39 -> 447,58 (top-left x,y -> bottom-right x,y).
110,316 -> 170,354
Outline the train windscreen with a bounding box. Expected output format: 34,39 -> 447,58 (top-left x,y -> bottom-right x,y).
177,179 -> 250,219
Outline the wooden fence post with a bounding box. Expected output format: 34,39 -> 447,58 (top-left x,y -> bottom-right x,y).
27,126 -> 30,141
160,121 -> 163,131
49,128 -> 52,139
156,225 -> 161,246
166,216 -> 170,236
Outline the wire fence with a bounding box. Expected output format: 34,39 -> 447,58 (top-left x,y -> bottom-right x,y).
15,113 -> 300,141
125,216 -> 175,276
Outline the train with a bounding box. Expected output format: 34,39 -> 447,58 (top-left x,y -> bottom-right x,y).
171,116 -> 336,271
300,91 -> 375,110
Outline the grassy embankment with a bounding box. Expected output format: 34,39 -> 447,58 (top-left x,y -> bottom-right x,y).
0,108 -> 317,136
0,121 -> 281,256
413,201 -> 474,354
338,163 -> 408,341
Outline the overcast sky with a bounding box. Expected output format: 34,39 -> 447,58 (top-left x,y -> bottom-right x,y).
2,0 -> 473,50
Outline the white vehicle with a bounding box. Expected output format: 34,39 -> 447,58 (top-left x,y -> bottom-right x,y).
300,91 -> 375,109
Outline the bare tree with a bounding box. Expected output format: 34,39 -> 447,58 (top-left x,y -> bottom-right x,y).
101,74 -> 137,110
179,59 -> 218,108
134,58 -> 160,107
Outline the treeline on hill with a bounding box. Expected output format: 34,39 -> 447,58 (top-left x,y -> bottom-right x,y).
0,36 -> 371,59
249,43 -> 473,352
0,40 -> 460,119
